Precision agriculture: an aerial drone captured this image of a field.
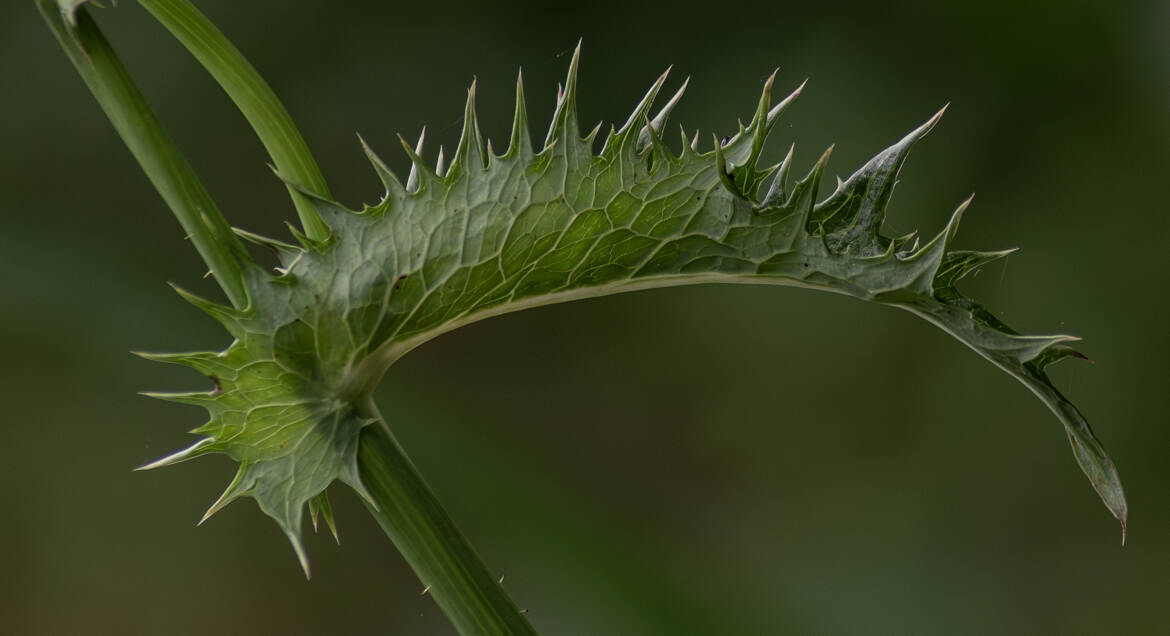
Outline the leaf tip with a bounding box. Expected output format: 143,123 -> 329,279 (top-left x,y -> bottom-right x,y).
765,78 -> 808,128
818,143 -> 836,167
923,102 -> 949,135
764,67 -> 779,92
135,438 -> 215,472
287,530 -> 312,580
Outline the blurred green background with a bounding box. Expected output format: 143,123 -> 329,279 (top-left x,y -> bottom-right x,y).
3,0 -> 1168,633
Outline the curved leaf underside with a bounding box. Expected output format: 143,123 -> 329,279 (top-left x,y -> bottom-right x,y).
140,45 -> 1126,572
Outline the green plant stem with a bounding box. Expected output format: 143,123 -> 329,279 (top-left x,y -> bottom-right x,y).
357,405 -> 537,635
42,4 -> 536,633
135,0 -> 332,241
38,0 -> 250,308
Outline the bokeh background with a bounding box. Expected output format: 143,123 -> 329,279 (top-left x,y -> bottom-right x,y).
3,0 -> 1168,633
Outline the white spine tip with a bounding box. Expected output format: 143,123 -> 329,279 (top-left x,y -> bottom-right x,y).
414,127 -> 426,154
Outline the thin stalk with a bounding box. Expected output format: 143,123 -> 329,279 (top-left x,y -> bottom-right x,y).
135,0 -> 332,241
358,407 -> 537,635
38,0 -> 250,308
42,4 -> 535,633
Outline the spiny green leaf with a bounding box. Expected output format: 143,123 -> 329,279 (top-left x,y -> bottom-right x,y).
142,46 -> 1126,570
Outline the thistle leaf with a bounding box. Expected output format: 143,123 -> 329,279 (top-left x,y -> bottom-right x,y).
143,50 -> 1126,571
